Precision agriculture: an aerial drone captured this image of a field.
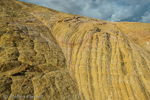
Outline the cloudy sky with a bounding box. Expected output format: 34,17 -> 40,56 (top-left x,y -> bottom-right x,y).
19,0 -> 150,23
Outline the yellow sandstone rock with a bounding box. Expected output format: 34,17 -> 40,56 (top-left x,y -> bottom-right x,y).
0,0 -> 150,100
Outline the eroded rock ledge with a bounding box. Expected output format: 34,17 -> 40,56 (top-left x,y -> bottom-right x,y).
0,0 -> 150,100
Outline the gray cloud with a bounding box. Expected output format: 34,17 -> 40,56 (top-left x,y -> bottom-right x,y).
19,0 -> 150,23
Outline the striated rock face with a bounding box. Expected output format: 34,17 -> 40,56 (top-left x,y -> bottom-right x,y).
0,0 -> 150,100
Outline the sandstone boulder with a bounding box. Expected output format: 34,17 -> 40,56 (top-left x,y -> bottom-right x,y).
0,0 -> 150,100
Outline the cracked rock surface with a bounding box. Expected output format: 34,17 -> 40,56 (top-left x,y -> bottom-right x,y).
0,0 -> 150,100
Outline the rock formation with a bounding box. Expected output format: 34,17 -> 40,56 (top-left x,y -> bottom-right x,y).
0,0 -> 150,100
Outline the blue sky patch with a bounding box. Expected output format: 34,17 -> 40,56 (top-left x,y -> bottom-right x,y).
19,0 -> 150,23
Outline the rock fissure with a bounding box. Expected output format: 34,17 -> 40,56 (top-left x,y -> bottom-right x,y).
0,0 -> 150,100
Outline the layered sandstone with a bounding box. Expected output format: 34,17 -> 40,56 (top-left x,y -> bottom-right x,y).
0,0 -> 150,100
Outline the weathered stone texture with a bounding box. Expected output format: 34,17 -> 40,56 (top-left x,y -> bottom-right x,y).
0,0 -> 150,100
